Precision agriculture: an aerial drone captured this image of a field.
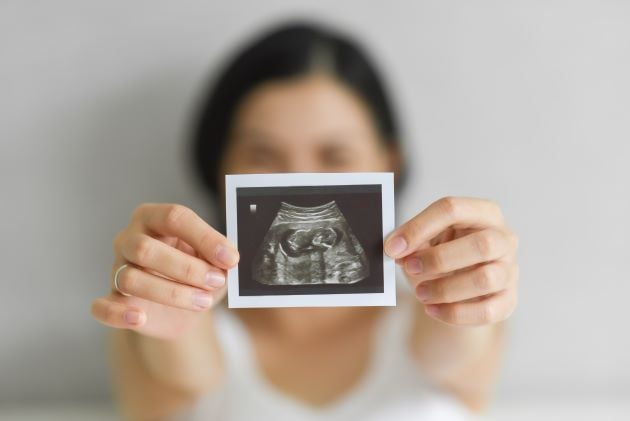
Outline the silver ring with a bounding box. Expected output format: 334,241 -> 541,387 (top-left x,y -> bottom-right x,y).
113,264 -> 132,297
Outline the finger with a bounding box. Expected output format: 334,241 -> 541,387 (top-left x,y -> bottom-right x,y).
384,197 -> 504,259
424,289 -> 517,326
415,261 -> 517,304
402,228 -> 514,278
120,233 -> 226,289
91,297 -> 146,329
175,238 -> 197,257
134,203 -> 239,269
156,235 -> 198,257
114,265 -> 215,311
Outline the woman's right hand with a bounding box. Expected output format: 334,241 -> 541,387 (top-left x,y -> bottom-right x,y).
91,203 -> 239,341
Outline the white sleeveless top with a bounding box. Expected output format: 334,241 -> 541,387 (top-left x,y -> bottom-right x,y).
172,294 -> 474,421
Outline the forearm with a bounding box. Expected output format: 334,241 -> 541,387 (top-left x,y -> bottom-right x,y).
108,312 -> 223,420
411,304 -> 505,410
131,311 -> 223,394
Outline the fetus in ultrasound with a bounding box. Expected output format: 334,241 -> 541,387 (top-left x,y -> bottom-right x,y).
252,201 -> 369,285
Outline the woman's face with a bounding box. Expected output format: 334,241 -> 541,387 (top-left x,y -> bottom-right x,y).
219,74 -> 397,185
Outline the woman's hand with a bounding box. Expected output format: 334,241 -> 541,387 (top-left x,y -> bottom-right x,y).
91,203 -> 239,341
385,197 -> 518,326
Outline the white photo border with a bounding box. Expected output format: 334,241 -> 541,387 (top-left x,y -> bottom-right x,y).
225,172 -> 396,308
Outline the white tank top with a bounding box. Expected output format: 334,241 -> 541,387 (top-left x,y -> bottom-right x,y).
171,294 -> 474,421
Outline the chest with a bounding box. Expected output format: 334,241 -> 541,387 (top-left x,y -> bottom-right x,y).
248,320 -> 377,407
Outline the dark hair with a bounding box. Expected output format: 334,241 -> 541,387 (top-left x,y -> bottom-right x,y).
191,21 -> 404,198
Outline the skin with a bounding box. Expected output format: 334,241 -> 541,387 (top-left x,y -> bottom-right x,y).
91,74 -> 519,420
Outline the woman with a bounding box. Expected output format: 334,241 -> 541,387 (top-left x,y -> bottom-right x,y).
91,23 -> 519,420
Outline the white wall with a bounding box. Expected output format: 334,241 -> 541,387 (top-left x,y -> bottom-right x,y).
1,0 -> 628,404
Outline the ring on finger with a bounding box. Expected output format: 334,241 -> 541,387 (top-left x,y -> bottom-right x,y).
113,263 -> 132,297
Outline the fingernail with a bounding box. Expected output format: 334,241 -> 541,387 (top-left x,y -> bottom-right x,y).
124,310 -> 144,325
192,291 -> 212,309
386,236 -> 407,257
216,244 -> 238,267
406,258 -> 423,274
206,270 -> 225,288
425,305 -> 439,317
416,284 -> 430,302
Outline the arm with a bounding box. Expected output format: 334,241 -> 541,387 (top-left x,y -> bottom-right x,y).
91,203 -> 239,420
410,308 -> 505,411
108,312 -> 223,420
385,197 -> 518,412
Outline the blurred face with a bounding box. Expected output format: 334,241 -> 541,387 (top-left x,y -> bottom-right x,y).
219,74 -> 397,186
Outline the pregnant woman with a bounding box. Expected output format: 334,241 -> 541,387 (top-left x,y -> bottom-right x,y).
91,23 -> 519,420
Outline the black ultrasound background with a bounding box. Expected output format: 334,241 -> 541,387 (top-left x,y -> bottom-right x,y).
236,185 -> 384,296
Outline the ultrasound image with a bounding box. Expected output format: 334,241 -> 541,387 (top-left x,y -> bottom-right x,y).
252,201 -> 369,285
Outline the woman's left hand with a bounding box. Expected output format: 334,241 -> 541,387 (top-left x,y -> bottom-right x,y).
384,197 -> 519,326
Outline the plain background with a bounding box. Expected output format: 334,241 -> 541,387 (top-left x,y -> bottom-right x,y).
1,0 -> 629,417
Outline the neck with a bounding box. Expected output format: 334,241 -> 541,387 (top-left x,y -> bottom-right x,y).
237,306 -> 382,343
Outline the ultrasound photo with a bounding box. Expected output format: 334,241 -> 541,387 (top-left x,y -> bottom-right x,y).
225,173 -> 396,308
252,200 -> 370,286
